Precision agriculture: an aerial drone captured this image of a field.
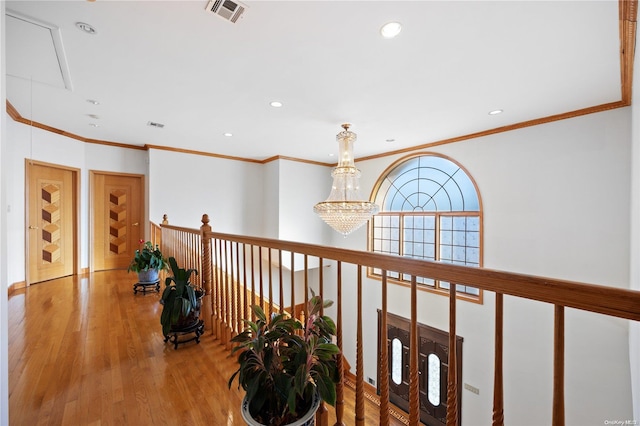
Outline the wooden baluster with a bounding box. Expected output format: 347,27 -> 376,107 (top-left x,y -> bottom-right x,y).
243,244 -> 249,322
493,293 -> 504,426
235,242 -> 242,336
200,215 -> 212,333
290,252 -> 295,319
251,245 -> 256,321
553,305 -> 565,426
224,240 -> 232,348
230,242 -> 238,339
216,238 -> 223,340
409,276 -> 420,426
446,284 -> 458,426
258,247 -> 264,313
379,270 -> 390,426
211,237 -> 218,340
278,250 -> 284,314
304,255 -> 309,310
316,257 -> 328,426
268,248 -> 273,319
319,258 -> 324,304
334,261 -> 345,426
355,266 -> 365,426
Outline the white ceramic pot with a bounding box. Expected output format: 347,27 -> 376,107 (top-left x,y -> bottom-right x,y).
241,391 -> 321,426
137,269 -> 159,283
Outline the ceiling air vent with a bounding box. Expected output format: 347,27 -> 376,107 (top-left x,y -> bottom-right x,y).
147,121 -> 165,129
205,0 -> 247,23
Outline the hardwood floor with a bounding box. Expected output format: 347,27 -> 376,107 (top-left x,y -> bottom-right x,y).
8,270 -> 407,425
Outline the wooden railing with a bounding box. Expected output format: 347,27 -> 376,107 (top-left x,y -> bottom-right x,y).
159,215 -> 640,426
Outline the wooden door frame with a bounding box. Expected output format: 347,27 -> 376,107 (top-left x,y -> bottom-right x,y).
25,159 -> 81,285
89,170 -> 146,273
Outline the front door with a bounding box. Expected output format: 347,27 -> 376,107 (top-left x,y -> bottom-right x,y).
91,171 -> 144,271
26,161 -> 78,284
378,311 -> 463,426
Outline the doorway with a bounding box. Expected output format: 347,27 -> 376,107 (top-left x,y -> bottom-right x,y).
90,171 -> 144,271
26,160 -> 79,284
377,310 -> 463,426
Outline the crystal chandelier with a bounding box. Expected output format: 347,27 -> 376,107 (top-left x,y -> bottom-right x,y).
314,124 -> 379,236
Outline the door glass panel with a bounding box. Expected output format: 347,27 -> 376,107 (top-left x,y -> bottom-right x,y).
428,353 -> 441,406
391,338 -> 402,385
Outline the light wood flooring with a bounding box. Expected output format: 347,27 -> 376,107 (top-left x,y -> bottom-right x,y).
8,270 -> 406,425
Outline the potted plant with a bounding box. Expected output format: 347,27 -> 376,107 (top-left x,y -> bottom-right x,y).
127,240 -> 168,283
160,256 -> 203,337
228,292 -> 341,426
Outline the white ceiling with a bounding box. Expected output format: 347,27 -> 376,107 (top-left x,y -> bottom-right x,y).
5,0 -> 622,164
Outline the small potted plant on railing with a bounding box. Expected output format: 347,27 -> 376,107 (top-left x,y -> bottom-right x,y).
160,257 -> 203,338
228,292 -> 341,426
127,240 -> 168,283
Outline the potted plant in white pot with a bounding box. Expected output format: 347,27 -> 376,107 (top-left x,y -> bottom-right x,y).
127,240 -> 168,283
228,292 -> 341,426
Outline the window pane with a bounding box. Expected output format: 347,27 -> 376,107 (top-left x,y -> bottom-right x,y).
428,353 -> 441,406
392,338 -> 403,385
453,216 -> 467,231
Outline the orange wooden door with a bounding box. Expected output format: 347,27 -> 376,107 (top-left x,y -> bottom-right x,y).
26,161 -> 78,284
91,172 -> 144,271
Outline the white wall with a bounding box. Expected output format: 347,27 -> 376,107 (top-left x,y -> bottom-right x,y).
630,19 -> 640,422
3,119 -> 147,285
278,159 -> 329,245
263,159 -> 279,239
148,148 -> 264,234
0,2 -> 9,423
330,107 -> 633,425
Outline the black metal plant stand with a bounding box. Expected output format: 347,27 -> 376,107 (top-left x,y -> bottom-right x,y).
133,279 -> 160,294
163,320 -> 205,350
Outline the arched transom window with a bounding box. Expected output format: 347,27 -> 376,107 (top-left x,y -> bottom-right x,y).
369,153 -> 482,299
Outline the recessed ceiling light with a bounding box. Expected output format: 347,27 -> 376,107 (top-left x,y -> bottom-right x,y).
87,114 -> 100,119
89,123 -> 100,127
86,99 -> 100,105
380,22 -> 402,39
270,101 -> 283,108
328,153 -> 335,157
488,109 -> 504,115
223,132 -> 233,137
385,138 -> 395,143
76,22 -> 97,35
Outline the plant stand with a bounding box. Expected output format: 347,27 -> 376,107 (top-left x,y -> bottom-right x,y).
133,279 -> 160,294
164,320 -> 204,350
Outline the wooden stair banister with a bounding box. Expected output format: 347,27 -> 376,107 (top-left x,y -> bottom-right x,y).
158,215 -> 640,425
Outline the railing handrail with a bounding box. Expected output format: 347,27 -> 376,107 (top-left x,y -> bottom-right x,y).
161,223 -> 202,235
202,230 -> 640,322
158,221 -> 640,321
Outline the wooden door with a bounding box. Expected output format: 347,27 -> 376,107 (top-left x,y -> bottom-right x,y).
26,161 -> 78,284
91,172 -> 144,271
378,310 -> 463,426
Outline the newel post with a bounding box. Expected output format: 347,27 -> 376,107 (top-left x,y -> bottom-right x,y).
200,214 -> 213,333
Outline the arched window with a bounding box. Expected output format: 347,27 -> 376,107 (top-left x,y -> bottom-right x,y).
369,153 -> 482,299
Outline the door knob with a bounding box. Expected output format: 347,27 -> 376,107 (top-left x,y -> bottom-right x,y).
132,222 -> 139,226
28,225 -> 38,229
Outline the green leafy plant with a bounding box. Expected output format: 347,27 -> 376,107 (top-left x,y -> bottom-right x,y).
127,240 -> 168,273
160,257 -> 201,336
228,292 -> 341,426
